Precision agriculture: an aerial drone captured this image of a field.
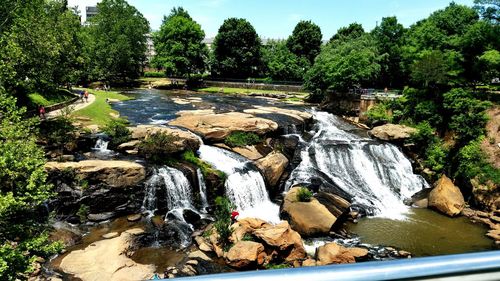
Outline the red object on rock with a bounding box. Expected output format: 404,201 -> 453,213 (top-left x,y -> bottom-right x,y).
231,211 -> 239,220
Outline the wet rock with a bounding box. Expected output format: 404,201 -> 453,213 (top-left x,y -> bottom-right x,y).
127,214 -> 142,222
188,250 -> 212,262
225,241 -> 265,269
60,155 -> 75,162
87,212 -> 115,222
314,192 -> 351,220
369,124 -> 417,142
49,223 -> 82,247
117,140 -> 141,151
428,175 -> 465,217
410,188 -> 433,208
255,152 -> 289,187
302,259 -> 317,267
195,236 -> 213,252
281,187 -> 337,237
232,146 -> 264,160
316,243 -> 368,265
169,112 -> 278,142
186,260 -> 199,266
152,216 -> 165,228
45,160 -> 146,188
181,265 -> 197,276
125,228 -> 145,235
486,229 -> 500,241
183,209 -> 202,226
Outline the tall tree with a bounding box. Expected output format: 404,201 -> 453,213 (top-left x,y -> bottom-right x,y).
372,17 -> 405,88
262,40 -> 307,81
152,7 -> 207,77
211,18 -> 262,79
474,0 -> 499,23
83,0 -> 149,82
330,23 -> 365,42
286,20 -> 323,64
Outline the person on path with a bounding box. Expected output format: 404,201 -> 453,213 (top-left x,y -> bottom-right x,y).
79,90 -> 84,102
39,105 -> 46,119
84,90 -> 89,103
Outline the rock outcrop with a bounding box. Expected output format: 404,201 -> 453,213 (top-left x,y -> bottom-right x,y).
316,242 -> 369,265
428,175 -> 465,217
255,152 -> 289,187
58,229 -> 155,281
281,187 -> 338,236
169,112 -> 278,142
45,160 -> 145,188
369,124 -> 417,142
128,125 -> 201,153
225,241 -> 266,269
253,221 -> 306,262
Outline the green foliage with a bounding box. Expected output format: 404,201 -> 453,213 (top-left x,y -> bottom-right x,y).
443,88 -> 491,144
0,90 -> 60,280
211,18 -> 262,79
296,187 -> 313,202
262,40 -> 307,81
182,150 -> 226,179
139,132 -> 181,164
82,0 -> 150,82
265,263 -> 290,270
478,49 -> 500,82
77,204 -> 89,222
152,7 -> 208,77
214,197 -> 235,249
304,34 -> 380,94
143,71 -> 165,78
39,115 -> 77,151
330,23 -> 365,42
102,119 -> 131,149
286,20 -> 323,64
409,121 -> 438,150
366,103 -> 393,126
242,233 -> 255,242
424,141 -> 448,174
411,50 -> 452,87
455,138 -> 500,185
224,132 -> 262,147
473,0 -> 499,23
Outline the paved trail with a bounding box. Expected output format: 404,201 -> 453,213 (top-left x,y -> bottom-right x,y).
46,94 -> 96,118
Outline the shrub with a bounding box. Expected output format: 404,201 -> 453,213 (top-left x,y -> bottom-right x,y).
265,263 -> 290,270
143,71 -> 165,78
138,132 -> 181,164
455,138 -> 500,185
409,121 -> 438,151
366,102 -> 392,126
424,141 -> 448,174
102,119 -> 131,149
224,131 -> 262,147
296,187 -> 313,202
214,197 -> 235,249
39,115 -> 77,151
182,150 -> 226,179
77,204 -> 89,222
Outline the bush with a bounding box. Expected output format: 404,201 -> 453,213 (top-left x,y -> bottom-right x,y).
143,71 -> 165,78
296,187 -> 313,202
366,102 -> 392,126
39,115 -> 77,151
409,122 -> 438,151
181,150 -> 226,179
214,197 -> 235,249
138,132 -> 181,164
224,131 -> 262,147
455,138 -> 500,185
102,119 -> 131,149
424,141 -> 448,174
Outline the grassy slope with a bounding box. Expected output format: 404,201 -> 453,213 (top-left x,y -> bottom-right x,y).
28,89 -> 74,107
71,88 -> 132,126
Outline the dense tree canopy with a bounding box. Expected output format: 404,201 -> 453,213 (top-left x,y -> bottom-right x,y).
330,23 -> 365,42
474,0 -> 499,23
211,18 -> 262,79
82,0 -> 149,82
286,20 -> 323,65
152,7 -> 207,77
262,40 -> 307,81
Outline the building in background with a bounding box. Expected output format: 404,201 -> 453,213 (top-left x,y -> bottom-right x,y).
146,33 -> 156,63
85,6 -> 98,23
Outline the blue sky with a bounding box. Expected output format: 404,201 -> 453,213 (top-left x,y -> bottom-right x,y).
69,0 -> 475,39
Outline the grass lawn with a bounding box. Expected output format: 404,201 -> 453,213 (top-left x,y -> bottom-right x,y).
28,89 -> 74,107
71,88 -> 132,126
197,87 -> 307,95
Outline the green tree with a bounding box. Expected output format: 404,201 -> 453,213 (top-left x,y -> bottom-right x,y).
152,7 -> 207,77
0,89 -> 62,280
474,0 -> 499,23
262,40 -> 307,81
477,49 -> 500,82
411,50 -> 450,87
372,17 -> 406,88
211,18 -> 262,79
83,0 -> 149,82
304,34 -> 380,96
330,23 -> 365,42
286,20 -> 323,65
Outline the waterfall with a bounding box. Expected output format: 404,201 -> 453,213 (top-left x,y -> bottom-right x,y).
198,145 -> 280,224
286,111 -> 429,220
197,168 -> 209,211
93,138 -> 110,152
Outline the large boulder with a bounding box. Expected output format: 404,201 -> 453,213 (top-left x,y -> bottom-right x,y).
225,241 -> 266,269
253,221 -> 306,262
316,242 -> 368,265
428,175 -> 465,217
281,187 -> 337,236
45,160 -> 145,188
168,112 -> 278,142
314,192 -> 351,219
232,145 -> 264,160
369,124 -> 417,142
58,229 -> 154,281
255,152 -> 289,187
128,125 -> 201,152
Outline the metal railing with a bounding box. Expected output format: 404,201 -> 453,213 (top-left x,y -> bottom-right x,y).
162,251 -> 500,281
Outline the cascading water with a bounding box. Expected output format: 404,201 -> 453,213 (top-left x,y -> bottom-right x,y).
198,145 -> 281,224
286,110 -> 429,220
196,168 -> 209,211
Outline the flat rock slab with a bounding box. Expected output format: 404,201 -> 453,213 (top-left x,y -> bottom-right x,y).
169,112 -> 278,142
369,124 -> 417,142
127,214 -> 142,222
102,232 -> 119,239
128,125 -> 201,152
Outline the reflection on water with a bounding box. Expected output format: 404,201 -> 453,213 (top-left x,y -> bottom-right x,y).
131,247 -> 185,274
347,208 -> 496,256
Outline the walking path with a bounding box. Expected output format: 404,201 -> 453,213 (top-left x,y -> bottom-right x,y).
46,94 -> 96,118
